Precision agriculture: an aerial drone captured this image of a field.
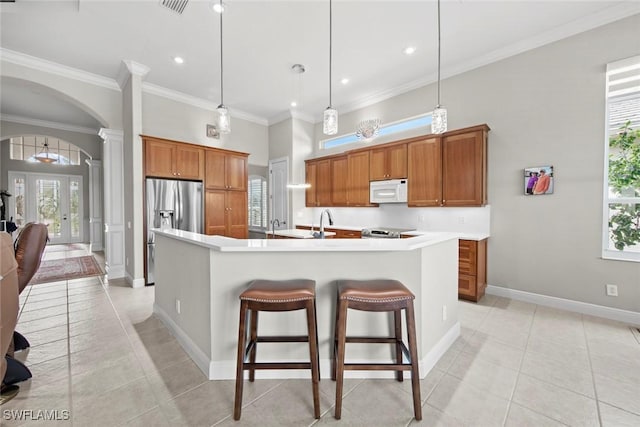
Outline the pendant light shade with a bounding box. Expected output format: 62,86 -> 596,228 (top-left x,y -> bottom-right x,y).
432,0 -> 447,134
35,140 -> 57,163
323,0 -> 338,135
217,0 -> 231,134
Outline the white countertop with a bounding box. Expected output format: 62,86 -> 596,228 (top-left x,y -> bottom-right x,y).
265,229 -> 336,239
402,231 -> 490,241
152,228 -> 459,252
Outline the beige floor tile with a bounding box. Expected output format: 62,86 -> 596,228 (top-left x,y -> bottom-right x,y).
17,304 -> 69,323
18,296 -> 68,312
431,345 -> 462,372
491,298 -> 536,314
125,407 -> 172,427
583,315 -> 637,344
145,358 -> 208,404
525,333 -> 591,367
589,339 -> 640,384
528,320 -> 587,349
447,350 -> 519,400
520,351 -> 595,398
17,314 -> 70,335
134,338 -> 191,375
504,402 -> 568,427
461,333 -> 524,371
23,339 -> 70,365
599,402 -> 640,426
474,316 -> 530,349
23,355 -> 71,388
512,374 -> 599,426
19,324 -> 69,347
426,374 -> 509,426
72,377 -> 159,427
411,404 -> 465,426
69,352 -> 146,400
594,373 -> 640,415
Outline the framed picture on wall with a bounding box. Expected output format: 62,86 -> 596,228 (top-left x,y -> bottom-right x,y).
524,166 -> 554,195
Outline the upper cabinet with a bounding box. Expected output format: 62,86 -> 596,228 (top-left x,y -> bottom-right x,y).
347,150 -> 375,207
305,158 -> 332,207
369,143 -> 407,181
408,124 -> 489,207
331,155 -> 349,206
205,149 -> 248,191
144,137 -> 204,181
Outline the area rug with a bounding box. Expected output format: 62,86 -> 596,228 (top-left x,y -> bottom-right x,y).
44,243 -> 87,252
30,256 -> 104,285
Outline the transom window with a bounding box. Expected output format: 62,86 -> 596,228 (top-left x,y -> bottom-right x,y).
603,55 -> 640,262
10,136 -> 81,165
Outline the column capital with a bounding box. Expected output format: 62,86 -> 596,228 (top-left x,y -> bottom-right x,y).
117,60 -> 150,89
99,128 -> 124,142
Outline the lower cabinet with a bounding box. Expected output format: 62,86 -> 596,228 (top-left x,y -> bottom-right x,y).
458,239 -> 487,302
205,190 -> 248,238
295,225 -> 361,238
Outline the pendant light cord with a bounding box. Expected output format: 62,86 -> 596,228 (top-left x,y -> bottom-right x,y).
436,0 -> 441,107
329,0 -> 333,108
219,0 -> 224,106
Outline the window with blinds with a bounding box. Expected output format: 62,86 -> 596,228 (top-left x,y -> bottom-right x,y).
248,175 -> 267,229
603,55 -> 640,261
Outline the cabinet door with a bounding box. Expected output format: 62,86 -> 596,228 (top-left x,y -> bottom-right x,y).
226,191 -> 248,238
369,148 -> 388,181
205,190 -> 227,236
458,274 -> 478,299
175,144 -> 204,180
347,151 -> 372,206
205,150 -> 227,189
407,138 -> 442,207
226,154 -> 247,191
442,130 -> 486,206
316,159 -> 332,206
305,162 -> 318,207
387,144 -> 407,179
458,240 -> 477,275
331,156 -> 348,206
145,140 -> 175,178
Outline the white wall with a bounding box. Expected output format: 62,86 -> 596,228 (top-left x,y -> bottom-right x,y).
307,14 -> 640,312
142,92 -> 269,166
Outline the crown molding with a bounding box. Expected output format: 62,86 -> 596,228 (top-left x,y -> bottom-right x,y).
142,82 -> 269,126
0,114 -> 99,135
98,128 -> 124,141
269,109 -> 316,126
117,60 -> 151,89
0,48 -> 120,91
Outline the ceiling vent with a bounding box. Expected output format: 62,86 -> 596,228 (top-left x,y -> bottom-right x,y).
160,0 -> 188,14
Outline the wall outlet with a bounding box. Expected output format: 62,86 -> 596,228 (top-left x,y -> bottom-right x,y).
442,305 -> 447,321
605,284 -> 618,297
175,299 -> 181,314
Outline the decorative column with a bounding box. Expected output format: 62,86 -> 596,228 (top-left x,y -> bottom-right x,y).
98,128 -> 125,279
85,159 -> 103,252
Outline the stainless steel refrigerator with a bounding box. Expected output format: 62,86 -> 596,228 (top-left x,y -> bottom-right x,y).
146,178 -> 203,285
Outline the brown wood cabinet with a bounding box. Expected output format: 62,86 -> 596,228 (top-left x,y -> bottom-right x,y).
205,149 -> 247,191
347,151 -> 375,207
205,190 -> 247,238
143,137 -> 205,180
458,239 -> 487,302
408,124 -> 488,207
331,156 -> 348,206
305,158 -> 332,207
370,143 -> 407,181
296,225 -> 361,239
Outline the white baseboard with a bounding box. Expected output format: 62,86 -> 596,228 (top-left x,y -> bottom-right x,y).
486,285 -> 640,327
125,273 -> 145,288
153,303 -> 213,379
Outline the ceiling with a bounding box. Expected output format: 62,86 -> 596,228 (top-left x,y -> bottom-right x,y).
1,0 -> 640,132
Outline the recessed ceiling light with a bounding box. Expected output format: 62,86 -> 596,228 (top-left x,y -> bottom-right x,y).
173,56 -> 184,64
341,78 -> 349,85
212,2 -> 225,13
403,46 -> 417,55
290,101 -> 298,107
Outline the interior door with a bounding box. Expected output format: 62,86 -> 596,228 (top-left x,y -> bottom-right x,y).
7,172 -> 83,244
269,157 -> 289,230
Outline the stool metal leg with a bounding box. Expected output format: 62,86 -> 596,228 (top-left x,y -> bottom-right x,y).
394,309 -> 403,382
306,300 -> 321,419
334,299 -> 348,420
248,309 -> 258,382
233,300 -> 249,420
405,301 -> 422,421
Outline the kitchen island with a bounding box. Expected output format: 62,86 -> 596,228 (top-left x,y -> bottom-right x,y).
152,229 -> 460,380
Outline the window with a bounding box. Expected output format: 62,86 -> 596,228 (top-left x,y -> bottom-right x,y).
321,114 -> 433,150
248,175 -> 267,229
10,136 -> 81,165
603,55 -> 640,261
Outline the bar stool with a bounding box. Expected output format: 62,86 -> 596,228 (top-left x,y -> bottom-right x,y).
332,279 -> 422,421
233,279 -> 321,420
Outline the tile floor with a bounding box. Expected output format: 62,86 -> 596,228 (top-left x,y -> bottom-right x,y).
3,244 -> 640,426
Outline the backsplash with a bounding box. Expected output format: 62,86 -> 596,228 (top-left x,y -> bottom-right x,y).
297,204 -> 491,235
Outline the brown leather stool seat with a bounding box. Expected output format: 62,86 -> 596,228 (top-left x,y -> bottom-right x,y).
332,279 -> 422,421
234,279 -> 320,420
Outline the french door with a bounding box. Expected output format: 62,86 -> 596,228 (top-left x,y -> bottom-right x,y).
7,172 -> 83,244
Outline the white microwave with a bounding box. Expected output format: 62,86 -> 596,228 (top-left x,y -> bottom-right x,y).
370,179 -> 408,204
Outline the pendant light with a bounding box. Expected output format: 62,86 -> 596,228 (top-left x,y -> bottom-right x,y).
216,0 -> 231,134
323,0 -> 338,135
35,139 -> 56,163
431,0 -> 447,134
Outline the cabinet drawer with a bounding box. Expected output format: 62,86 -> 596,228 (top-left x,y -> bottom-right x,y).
458,274 -> 477,299
458,240 -> 477,275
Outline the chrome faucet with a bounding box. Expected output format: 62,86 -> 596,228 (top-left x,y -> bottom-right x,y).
314,209 -> 334,239
270,219 -> 281,237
